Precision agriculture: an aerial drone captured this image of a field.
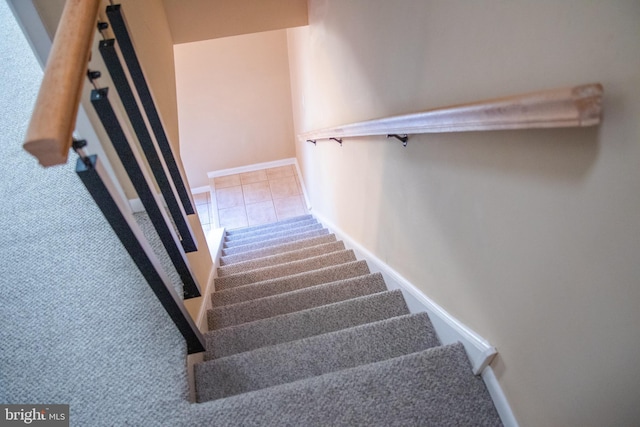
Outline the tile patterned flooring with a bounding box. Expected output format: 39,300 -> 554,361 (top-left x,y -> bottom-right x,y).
193,164 -> 307,232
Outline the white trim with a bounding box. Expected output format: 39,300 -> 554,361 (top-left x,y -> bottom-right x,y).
292,160 -> 312,211
207,158 -> 297,178
191,185 -> 211,195
312,211 -> 496,374
6,0 -> 50,69
128,198 -> 145,213
313,211 -> 518,426
482,366 -> 520,427
194,227 -> 225,330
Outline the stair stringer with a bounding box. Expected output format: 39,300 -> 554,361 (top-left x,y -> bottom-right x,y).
311,211 -> 519,427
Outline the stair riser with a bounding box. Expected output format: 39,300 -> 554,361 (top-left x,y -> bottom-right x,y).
221,229 -> 330,256
211,261 -> 370,308
223,223 -> 324,248
209,273 -> 387,329
214,250 -> 357,291
205,289 -> 410,360
217,241 -> 346,277
196,313 -> 441,401
225,214 -> 312,236
219,234 -> 338,266
194,343 -> 502,426
224,219 -> 318,243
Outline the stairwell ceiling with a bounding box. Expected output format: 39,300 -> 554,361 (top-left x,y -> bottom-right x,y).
161,0 -> 308,44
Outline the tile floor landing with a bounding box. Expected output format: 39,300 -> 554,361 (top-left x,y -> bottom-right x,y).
193,164 -> 308,232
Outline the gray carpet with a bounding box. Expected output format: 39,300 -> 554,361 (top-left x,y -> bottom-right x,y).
217,240 -> 346,277
1,2 -> 501,423
205,289 -> 411,360
211,260 -> 371,307
221,228 -> 331,256
134,211 -> 184,297
197,216 -> 502,424
207,273 -> 388,329
222,222 -> 323,248
214,249 -> 357,290
0,2 -> 190,424
196,312 -> 441,401
219,233 -> 338,265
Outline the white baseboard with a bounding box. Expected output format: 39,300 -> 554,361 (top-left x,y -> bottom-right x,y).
313,211 -> 495,373
207,158 -> 298,179
312,211 -> 518,426
292,161 -> 312,211
191,185 -> 211,194
482,366 -> 520,427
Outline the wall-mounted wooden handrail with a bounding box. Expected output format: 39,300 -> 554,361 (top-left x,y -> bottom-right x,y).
300,83 -> 603,143
23,0 -> 100,167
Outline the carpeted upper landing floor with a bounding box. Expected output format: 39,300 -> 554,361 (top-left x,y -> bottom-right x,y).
0,2 -> 195,424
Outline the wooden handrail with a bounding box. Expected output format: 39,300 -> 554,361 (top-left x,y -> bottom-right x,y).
23,0 -> 100,167
300,83 -> 603,142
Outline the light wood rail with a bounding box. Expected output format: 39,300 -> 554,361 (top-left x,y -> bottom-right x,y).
23,0 -> 101,167
300,83 -> 603,142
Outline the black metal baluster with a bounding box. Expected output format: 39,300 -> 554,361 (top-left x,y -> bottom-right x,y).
76,154 -> 204,354
106,4 -> 195,217
91,88 -> 201,299
97,38 -> 197,253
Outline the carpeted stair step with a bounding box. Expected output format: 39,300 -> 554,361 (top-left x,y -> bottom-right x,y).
214,249 -> 357,291
211,260 -> 370,308
219,234 -> 338,266
223,223 -> 323,248
224,218 -> 318,243
221,228 -> 330,256
195,312 -> 441,401
217,241 -> 346,277
224,214 -> 313,237
208,273 -> 387,330
194,343 -> 502,426
205,289 -> 410,360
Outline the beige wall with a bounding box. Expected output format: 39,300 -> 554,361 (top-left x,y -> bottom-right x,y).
288,1 -> 640,426
162,0 -> 307,44
117,0 -> 181,159
174,29 -> 296,188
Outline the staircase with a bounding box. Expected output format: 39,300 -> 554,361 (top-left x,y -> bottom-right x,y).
195,215 -> 502,425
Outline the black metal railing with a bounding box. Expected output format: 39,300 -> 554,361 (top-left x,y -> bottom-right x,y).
65,3 -> 207,353
89,87 -> 202,299
106,5 -> 196,219
75,153 -> 204,354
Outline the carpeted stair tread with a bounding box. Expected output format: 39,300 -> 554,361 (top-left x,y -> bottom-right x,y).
208,273 -> 387,330
219,234 -> 338,266
223,223 -> 324,248
224,218 -> 318,243
205,289 -> 410,360
194,343 -> 502,426
217,241 -> 346,277
196,312 -> 441,401
211,260 -> 370,308
214,249 -> 357,291
221,228 -> 330,256
224,214 -> 313,237
198,213 -> 502,423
